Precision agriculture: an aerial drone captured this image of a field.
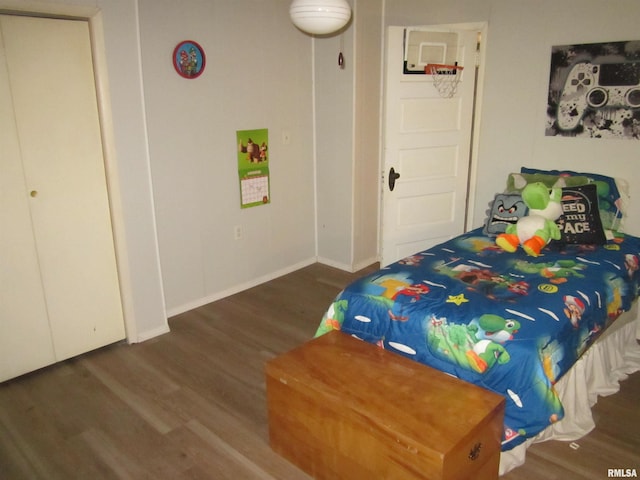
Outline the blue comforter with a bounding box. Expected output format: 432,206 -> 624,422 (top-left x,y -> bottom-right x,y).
316,229 -> 640,450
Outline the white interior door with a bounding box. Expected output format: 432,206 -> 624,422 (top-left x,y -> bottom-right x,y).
0,26 -> 56,380
381,26 -> 480,266
0,15 -> 125,379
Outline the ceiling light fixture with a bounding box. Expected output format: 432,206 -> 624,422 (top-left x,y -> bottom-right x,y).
289,0 -> 351,36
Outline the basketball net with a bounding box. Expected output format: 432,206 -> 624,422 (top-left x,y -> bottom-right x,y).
425,64 -> 464,99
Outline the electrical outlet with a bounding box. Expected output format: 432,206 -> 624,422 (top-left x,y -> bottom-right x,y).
234,225 -> 242,240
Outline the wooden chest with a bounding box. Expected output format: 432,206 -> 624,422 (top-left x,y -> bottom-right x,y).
265,331 -> 505,480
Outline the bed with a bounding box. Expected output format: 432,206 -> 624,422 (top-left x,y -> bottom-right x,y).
315,168 -> 640,474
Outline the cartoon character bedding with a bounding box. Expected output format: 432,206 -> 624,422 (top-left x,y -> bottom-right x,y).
315,229 -> 640,451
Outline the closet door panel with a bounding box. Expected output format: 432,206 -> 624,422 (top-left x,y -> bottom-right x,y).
1,15 -> 125,361
0,25 -> 56,381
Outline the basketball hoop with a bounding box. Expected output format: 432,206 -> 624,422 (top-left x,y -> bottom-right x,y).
425,63 -> 464,98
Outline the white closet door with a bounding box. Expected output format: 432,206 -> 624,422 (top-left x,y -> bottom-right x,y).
1,15 -> 125,368
0,27 -> 56,380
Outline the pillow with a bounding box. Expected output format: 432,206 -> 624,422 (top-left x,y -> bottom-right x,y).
520,167 -> 626,231
506,172 -> 591,192
483,192 -> 528,236
553,184 -> 606,245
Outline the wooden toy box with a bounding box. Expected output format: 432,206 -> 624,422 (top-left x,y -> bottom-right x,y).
265,331 -> 505,480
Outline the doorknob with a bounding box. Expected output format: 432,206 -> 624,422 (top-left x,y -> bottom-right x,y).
30,190 -> 38,198
388,167 -> 400,191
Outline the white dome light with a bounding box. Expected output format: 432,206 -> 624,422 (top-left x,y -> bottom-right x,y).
290,0 -> 351,36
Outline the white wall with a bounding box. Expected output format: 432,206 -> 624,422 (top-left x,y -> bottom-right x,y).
94,0 -> 169,340
315,0 -> 382,272
315,22 -> 355,269
352,0 -> 383,270
385,0 -> 640,237
475,0 -> 640,237
138,0 -> 317,315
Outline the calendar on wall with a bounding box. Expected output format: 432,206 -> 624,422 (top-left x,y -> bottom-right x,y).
237,128 -> 270,208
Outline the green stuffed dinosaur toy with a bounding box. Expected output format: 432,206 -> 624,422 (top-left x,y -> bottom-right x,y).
496,182 -> 562,257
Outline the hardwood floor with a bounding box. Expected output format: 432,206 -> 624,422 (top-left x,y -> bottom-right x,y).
0,263 -> 638,479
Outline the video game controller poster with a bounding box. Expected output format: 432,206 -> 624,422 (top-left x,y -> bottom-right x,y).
546,40 -> 640,139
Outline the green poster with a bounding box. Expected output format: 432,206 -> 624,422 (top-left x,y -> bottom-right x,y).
237,128 -> 270,208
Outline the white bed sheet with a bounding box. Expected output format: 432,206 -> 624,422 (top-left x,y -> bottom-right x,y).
500,304 -> 640,475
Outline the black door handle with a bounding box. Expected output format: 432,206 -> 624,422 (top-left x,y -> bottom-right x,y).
388,167 -> 400,191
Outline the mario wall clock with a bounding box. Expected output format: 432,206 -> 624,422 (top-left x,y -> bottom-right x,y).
173,40 -> 205,79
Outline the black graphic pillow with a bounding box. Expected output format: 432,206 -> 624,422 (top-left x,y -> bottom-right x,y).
555,184 -> 606,245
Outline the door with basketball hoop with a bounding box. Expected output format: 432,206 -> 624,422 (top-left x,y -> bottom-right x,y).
380,24 -> 485,266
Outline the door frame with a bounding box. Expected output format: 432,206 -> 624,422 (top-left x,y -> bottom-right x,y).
0,3 -> 138,342
90,11 -> 138,342
378,21 -> 488,259
460,21 -> 488,233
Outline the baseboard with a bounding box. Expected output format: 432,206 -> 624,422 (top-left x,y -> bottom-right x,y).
352,255 -> 379,273
317,255 -> 379,273
316,256 -> 353,272
166,257 -> 317,318
131,324 -> 171,343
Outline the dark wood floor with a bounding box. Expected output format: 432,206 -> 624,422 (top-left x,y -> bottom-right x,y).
0,263 -> 638,479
